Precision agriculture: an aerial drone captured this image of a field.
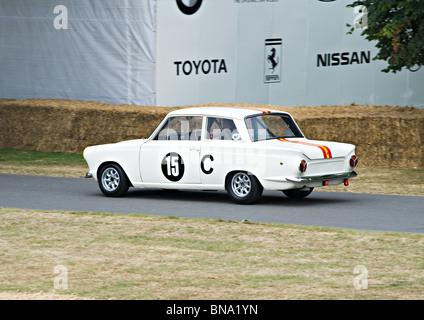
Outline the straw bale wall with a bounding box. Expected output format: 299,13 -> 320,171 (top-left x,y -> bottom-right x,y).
1,99 -> 423,168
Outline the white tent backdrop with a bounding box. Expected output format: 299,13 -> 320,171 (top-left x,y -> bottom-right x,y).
1,0 -> 423,107
0,0 -> 156,105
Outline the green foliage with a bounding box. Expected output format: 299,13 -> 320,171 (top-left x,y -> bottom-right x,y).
347,0 -> 424,73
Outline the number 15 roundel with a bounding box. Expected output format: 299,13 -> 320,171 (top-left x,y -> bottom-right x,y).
161,152 -> 185,182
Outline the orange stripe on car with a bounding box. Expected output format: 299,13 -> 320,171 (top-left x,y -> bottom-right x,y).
278,138 -> 333,159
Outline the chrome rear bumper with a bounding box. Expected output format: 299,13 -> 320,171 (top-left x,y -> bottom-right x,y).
286,171 -> 357,183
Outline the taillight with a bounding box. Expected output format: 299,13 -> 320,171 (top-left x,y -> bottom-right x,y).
299,159 -> 307,173
349,155 -> 358,168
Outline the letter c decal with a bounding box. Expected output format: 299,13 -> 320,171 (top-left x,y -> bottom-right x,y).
201,154 -> 214,174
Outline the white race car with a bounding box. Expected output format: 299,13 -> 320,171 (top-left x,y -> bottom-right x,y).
84,107 -> 358,204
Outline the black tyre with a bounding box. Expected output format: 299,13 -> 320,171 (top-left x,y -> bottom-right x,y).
283,187 -> 314,199
226,172 -> 263,204
98,164 -> 130,197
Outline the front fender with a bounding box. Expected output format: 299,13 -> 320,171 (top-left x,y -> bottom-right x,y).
83,140 -> 145,185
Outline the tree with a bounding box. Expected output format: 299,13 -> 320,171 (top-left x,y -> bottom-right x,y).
347,0 -> 424,73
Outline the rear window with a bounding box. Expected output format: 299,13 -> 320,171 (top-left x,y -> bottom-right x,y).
245,114 -> 303,142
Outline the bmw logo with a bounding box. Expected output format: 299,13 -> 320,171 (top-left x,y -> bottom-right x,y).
176,0 -> 203,15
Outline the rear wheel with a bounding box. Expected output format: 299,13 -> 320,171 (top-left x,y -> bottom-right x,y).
226,172 -> 263,204
283,187 -> 314,199
98,164 -> 130,197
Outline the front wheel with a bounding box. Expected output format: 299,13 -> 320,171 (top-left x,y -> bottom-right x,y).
226,172 -> 263,204
98,164 -> 130,197
283,187 -> 314,199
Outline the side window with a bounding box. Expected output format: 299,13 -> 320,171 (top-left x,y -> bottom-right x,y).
206,117 -> 240,141
154,116 -> 203,141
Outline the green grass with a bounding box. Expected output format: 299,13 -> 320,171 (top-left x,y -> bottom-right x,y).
0,148 -> 85,167
0,148 -> 87,177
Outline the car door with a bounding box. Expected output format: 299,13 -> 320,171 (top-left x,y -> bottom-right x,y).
200,117 -> 242,186
139,115 -> 203,185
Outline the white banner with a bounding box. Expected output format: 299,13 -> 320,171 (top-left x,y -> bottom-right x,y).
156,0 -> 424,107
1,0 -> 423,108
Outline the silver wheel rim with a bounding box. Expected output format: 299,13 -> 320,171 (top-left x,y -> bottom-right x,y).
101,168 -> 120,192
231,173 -> 251,198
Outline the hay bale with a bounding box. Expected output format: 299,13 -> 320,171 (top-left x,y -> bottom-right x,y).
1,99 -> 423,168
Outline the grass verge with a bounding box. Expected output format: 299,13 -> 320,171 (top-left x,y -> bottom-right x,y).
0,148 -> 86,178
0,207 -> 423,300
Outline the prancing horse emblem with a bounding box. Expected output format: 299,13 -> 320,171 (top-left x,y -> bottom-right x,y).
267,48 -> 279,73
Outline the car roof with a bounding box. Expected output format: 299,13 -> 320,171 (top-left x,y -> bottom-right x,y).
168,106 -> 290,120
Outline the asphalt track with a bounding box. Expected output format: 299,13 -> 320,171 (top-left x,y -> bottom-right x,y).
1,173 -> 423,234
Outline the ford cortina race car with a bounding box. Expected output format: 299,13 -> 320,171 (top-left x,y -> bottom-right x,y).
84,107 -> 358,204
